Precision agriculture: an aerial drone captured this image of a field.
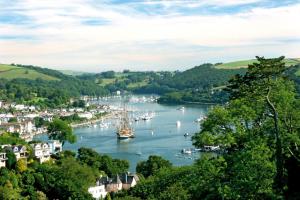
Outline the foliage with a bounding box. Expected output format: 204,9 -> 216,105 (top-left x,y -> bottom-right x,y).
72,99 -> 86,108
47,119 -> 76,145
0,132 -> 26,145
136,155 -> 172,178
192,56 -> 300,197
16,159 -> 28,173
0,180 -> 21,200
77,147 -> 129,176
5,150 -> 17,170
8,117 -> 17,123
59,113 -> 84,124
0,64 -> 109,108
34,117 -> 48,128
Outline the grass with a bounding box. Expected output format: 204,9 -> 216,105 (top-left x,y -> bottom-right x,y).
60,70 -> 88,76
0,64 -> 59,80
0,64 -> 19,72
127,80 -> 149,88
215,58 -> 300,69
99,78 -> 116,86
215,59 -> 257,69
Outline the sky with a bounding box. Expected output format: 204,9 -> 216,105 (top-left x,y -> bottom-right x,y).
0,0 -> 300,72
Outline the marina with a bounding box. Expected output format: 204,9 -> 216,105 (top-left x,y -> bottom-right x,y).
35,95 -> 210,171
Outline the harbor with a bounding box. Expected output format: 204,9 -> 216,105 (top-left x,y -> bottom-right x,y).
35,95 -> 210,171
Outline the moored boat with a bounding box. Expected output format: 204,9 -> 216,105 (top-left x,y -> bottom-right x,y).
116,104 -> 135,139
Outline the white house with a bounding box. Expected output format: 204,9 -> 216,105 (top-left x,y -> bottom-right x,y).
78,112 -> 93,119
88,184 -> 107,200
0,153 -> 7,168
31,143 -> 51,163
0,120 -> 34,135
14,104 -> 26,111
48,140 -> 63,155
10,145 -> 28,161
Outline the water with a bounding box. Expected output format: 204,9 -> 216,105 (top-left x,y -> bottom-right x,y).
36,96 -> 210,171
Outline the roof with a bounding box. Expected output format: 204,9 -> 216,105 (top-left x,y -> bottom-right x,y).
119,173 -> 139,184
96,173 -> 139,185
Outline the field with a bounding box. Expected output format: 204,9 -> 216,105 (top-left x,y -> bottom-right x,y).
0,64 -> 59,80
127,80 -> 149,88
215,58 -> 300,69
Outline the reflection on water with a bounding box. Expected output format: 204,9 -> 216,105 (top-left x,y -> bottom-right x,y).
35,95 -> 210,171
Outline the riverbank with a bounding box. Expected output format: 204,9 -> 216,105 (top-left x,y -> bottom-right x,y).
70,111 -> 118,128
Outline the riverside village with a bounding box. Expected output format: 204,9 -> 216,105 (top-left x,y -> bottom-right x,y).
0,94 -> 144,199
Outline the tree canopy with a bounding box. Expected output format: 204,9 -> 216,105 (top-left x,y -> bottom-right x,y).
47,118 -> 76,145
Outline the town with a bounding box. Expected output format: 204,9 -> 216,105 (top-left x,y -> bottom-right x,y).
0,95 -> 142,199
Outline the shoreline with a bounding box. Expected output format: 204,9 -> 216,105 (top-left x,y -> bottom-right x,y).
70,112 -> 118,128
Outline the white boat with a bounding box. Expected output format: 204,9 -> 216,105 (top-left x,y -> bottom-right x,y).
177,106 -> 185,111
195,116 -> 207,123
202,145 -> 220,152
176,121 -> 181,127
181,148 -> 192,154
184,133 -> 189,137
99,123 -> 109,129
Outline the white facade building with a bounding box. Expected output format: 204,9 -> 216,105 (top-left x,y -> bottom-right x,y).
88,184 -> 107,200
48,140 -> 63,154
31,143 -> 51,163
11,145 -> 28,161
78,112 -> 93,119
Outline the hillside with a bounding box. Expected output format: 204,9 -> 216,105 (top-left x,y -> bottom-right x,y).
215,58 -> 300,69
60,70 -> 90,76
0,63 -> 108,107
0,64 -> 59,80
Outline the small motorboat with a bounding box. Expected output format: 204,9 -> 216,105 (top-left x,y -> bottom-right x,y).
184,133 -> 189,137
176,121 -> 181,127
177,106 -> 185,111
181,148 -> 192,154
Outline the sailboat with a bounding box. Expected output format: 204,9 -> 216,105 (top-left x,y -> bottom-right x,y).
116,103 -> 135,139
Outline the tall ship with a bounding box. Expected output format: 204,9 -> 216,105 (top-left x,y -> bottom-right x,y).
116,104 -> 135,139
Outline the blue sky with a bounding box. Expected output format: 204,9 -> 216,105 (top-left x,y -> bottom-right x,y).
0,0 -> 300,72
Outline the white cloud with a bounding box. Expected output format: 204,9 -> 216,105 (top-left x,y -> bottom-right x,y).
0,0 -> 299,71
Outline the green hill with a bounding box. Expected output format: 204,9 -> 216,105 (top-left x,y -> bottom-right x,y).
215,58 -> 300,69
60,70 -> 90,76
0,64 -> 59,80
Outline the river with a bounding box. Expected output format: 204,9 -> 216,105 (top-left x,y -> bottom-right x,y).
36,95 -> 211,171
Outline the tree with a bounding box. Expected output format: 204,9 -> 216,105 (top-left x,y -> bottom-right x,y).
5,150 -> 17,170
193,56 -> 300,197
158,183 -> 190,200
226,56 -> 290,192
0,180 -> 21,200
136,155 -> 172,177
16,159 -> 27,173
36,191 -> 47,200
47,118 -> 76,145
